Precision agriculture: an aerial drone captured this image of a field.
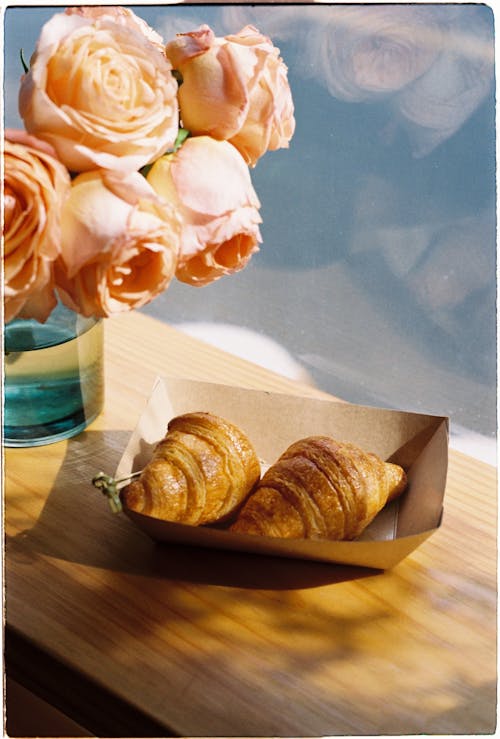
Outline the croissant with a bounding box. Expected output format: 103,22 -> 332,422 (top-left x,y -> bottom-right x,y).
230,436 -> 407,540
121,412 -> 260,525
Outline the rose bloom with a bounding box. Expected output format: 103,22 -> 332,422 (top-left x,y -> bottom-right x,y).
147,136 -> 262,286
394,7 -> 495,157
166,25 -> 295,166
56,170 -> 181,317
65,5 -> 165,50
3,129 -> 71,323
19,11 -> 179,173
309,5 -> 442,102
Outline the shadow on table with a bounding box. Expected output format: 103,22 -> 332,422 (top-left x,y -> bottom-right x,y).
423,679 -> 497,735
6,429 -> 496,737
7,429 -> 380,591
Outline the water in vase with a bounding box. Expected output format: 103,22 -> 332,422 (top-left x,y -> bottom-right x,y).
4,304 -> 104,446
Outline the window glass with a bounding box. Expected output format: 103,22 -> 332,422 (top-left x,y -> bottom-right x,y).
4,4 -> 496,453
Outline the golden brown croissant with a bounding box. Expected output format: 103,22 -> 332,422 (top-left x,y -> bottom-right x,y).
230,436 -> 407,540
121,412 -> 260,525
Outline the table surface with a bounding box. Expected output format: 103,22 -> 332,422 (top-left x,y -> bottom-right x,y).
4,311 -> 497,737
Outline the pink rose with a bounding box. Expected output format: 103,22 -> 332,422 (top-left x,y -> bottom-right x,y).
65,6 -> 165,50
166,25 -> 295,166
147,136 -> 262,286
56,170 -> 181,317
3,129 -> 71,323
19,11 -> 179,173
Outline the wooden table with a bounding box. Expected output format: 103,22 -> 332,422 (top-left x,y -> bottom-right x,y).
4,311 -> 497,737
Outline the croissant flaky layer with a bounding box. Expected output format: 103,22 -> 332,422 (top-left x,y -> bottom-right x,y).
121,412 -> 260,525
230,436 -> 407,540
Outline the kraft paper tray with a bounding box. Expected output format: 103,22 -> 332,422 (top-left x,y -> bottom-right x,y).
114,376 -> 448,570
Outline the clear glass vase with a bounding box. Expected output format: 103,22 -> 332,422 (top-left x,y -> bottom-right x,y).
3,301 -> 104,447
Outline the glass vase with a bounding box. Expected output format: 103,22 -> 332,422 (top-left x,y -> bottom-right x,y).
3,301 -> 104,447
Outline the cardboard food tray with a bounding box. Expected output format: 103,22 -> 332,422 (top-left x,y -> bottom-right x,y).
115,376 -> 448,570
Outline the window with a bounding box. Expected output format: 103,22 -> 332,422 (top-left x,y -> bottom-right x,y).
5,4 -> 496,458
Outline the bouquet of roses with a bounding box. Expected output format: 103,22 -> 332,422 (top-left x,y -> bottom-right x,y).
3,5 -> 295,323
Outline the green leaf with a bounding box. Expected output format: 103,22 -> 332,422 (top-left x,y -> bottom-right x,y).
173,128 -> 190,152
139,128 -> 191,178
20,48 -> 28,74
172,69 -> 183,86
140,162 -> 154,178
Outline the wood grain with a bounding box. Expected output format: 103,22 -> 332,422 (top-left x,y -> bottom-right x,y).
4,312 -> 497,736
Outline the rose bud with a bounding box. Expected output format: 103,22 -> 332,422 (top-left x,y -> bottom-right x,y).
166,25 -> 295,166
147,136 -> 262,286
56,170 -> 181,317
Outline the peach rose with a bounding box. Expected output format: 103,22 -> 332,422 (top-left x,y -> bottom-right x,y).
166,25 -> 295,166
3,129 -> 71,323
19,11 -> 179,173
56,170 -> 181,317
147,136 -> 262,286
65,5 -> 165,50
